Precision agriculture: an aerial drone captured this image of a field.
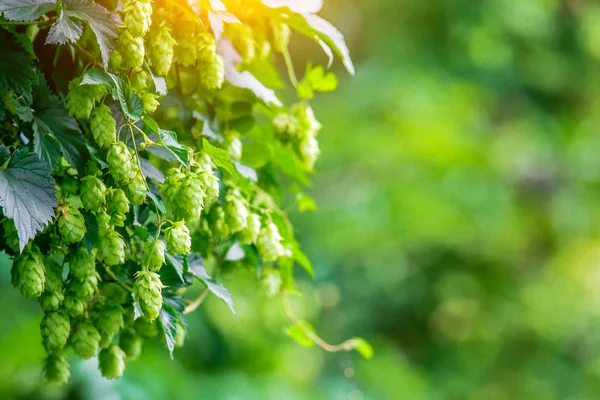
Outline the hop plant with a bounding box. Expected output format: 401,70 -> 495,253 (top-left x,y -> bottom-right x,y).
44,351 -> 70,384
71,322 -> 101,359
58,206 -> 87,245
98,230 -> 126,266
225,133 -> 243,160
210,205 -> 229,240
60,176 -> 79,195
11,248 -> 45,298
107,142 -> 135,185
143,239 -> 166,271
120,331 -> 143,360
147,25 -> 176,76
39,259 -> 64,311
80,176 -> 106,213
164,221 -> 191,255
41,310 -> 70,351
120,29 -> 145,69
65,77 -> 94,119
199,53 -> 225,90
123,0 -> 152,37
134,271 -> 164,321
257,220 -> 286,262
95,306 -> 124,348
141,92 -> 160,113
199,170 -> 220,204
225,189 -> 249,233
107,188 -> 130,226
260,268 -> 282,298
99,344 -> 127,379
64,293 -> 86,317
67,272 -> 99,301
239,213 -> 261,245
90,104 -> 116,149
131,70 -> 152,91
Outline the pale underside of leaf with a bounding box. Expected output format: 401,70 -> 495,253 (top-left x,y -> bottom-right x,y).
0,0 -> 56,22
46,11 -> 83,45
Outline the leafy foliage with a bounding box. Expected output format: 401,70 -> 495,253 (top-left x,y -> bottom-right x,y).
0,0 -> 366,385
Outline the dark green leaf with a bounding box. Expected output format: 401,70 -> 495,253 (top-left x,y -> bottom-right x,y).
145,191 -> 165,214
158,302 -> 184,358
157,129 -> 189,168
0,0 -> 56,22
202,138 -> 237,177
33,127 -> 61,170
187,254 -> 236,315
81,210 -> 98,252
0,28 -> 35,95
0,146 -> 57,251
82,69 -> 143,120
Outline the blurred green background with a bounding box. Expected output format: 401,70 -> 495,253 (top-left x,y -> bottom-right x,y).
6,0 -> 600,398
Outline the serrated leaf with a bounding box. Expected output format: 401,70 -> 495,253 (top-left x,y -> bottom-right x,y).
286,13 -> 354,75
62,0 -> 119,68
33,127 -> 61,170
0,0 -> 56,22
0,28 -> 35,95
187,254 -> 236,315
347,337 -> 374,360
158,302 -> 184,358
297,64 -> 337,99
151,74 -> 167,96
157,129 -> 189,168
145,191 -> 165,214
202,138 -> 237,177
82,69 -> 143,120
223,62 -> 282,107
163,253 -> 188,288
286,320 -> 316,347
45,11 -> 83,45
139,157 -> 165,183
0,146 -> 57,251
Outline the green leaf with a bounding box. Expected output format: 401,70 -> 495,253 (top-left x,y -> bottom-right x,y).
81,210 -> 98,252
202,138 -> 237,177
141,115 -> 189,168
45,11 -> 83,45
223,62 -> 282,107
272,143 -> 310,185
187,254 -> 236,315
82,69 -> 143,120
285,320 -> 316,347
292,247 -> 314,278
286,13 -> 354,75
31,71 -> 87,173
158,301 -> 184,359
0,28 -> 35,95
0,0 -> 56,22
144,191 -> 165,214
0,146 -> 57,251
297,64 -> 337,99
347,338 -> 374,360
33,127 -> 61,170
62,0 -> 119,68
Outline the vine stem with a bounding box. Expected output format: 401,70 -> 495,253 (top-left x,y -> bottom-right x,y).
104,265 -> 134,291
281,291 -> 356,353
183,288 -> 210,314
282,47 -> 299,88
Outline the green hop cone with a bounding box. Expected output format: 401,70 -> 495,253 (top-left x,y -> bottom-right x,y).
160,169 -> 185,212
107,142 -> 135,185
176,173 -> 206,221
226,134 -> 243,160
109,49 -> 123,69
209,205 -> 229,240
199,53 -> 225,90
164,221 -> 191,255
224,189 -> 249,234
198,170 -> 219,204
119,331 -> 143,360
65,76 -> 94,119
66,273 -> 99,301
107,188 -> 130,215
64,293 -> 86,318
134,317 -> 158,338
134,271 -> 164,322
80,175 -> 106,213
39,259 -> 64,311
257,220 -> 286,262
269,21 -> 290,53
11,248 -> 45,298
95,305 -> 124,348
141,92 -> 160,113
90,104 -> 117,149
41,310 -> 70,351
148,25 -> 176,76
130,70 -> 152,91
44,351 -> 70,384
298,135 -> 320,171
39,290 -> 64,312
260,268 -> 282,298
125,167 -> 147,205
71,321 -> 101,359
97,211 -> 112,237
120,29 -> 145,69
98,230 -> 126,266
69,246 -> 95,280
98,344 -> 127,379
239,213 -> 261,245
123,0 -> 152,37
143,240 -> 166,271
58,206 -> 87,245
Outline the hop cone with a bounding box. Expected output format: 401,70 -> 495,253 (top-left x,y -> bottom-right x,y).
80,175 -> 106,213
199,54 -> 225,90
130,70 -> 151,91
11,248 -> 45,298
160,169 -> 185,212
134,271 -> 164,322
148,25 -> 176,76
119,331 -> 143,360
95,305 -> 124,348
210,205 -> 229,240
107,142 -> 134,185
98,230 -> 126,266
60,176 -> 79,195
239,213 -> 261,245
164,221 -> 191,255
260,268 -> 282,298
97,211 -> 112,237
39,259 -> 64,311
123,0 -> 152,37
39,290 -> 64,312
41,310 -> 70,351
134,317 -> 158,338
107,188 -> 130,215
120,29 -> 145,69
125,167 -> 147,205
58,206 -> 87,245
257,221 -> 286,262
224,189 -> 249,234
176,173 -> 206,221
64,293 -> 86,318
141,92 -> 160,113
143,240 -> 166,271
226,134 -> 243,161
90,104 -> 116,149
71,321 -> 101,359
198,170 -> 219,204
109,49 -> 123,69
69,246 -> 95,279
65,77 -> 94,119
67,273 -> 99,301
298,135 -> 320,171
44,351 -> 70,384
99,344 -> 127,379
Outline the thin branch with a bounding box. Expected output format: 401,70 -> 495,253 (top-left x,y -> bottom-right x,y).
282,48 -> 299,88
183,288 -> 210,314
